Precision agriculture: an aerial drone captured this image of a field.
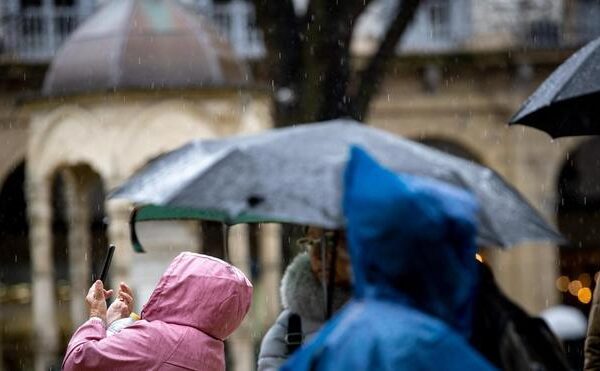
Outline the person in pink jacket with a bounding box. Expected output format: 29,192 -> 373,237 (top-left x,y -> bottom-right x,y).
62,252 -> 253,370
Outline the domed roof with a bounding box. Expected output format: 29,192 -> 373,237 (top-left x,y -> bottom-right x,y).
43,0 -> 250,96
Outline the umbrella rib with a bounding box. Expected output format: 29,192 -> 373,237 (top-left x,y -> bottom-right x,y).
147,148 -> 238,205
162,147 -> 251,208
512,38 -> 600,123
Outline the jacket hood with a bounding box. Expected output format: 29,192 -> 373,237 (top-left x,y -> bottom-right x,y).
280,253 -> 351,321
343,147 -> 480,336
141,252 -> 252,340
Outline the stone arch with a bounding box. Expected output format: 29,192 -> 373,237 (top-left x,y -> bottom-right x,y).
29,105 -> 111,183
29,105 -> 99,157
115,99 -> 220,180
0,156 -> 25,191
0,143 -> 27,189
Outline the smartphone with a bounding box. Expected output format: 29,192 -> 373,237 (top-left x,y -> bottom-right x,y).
100,244 -> 116,283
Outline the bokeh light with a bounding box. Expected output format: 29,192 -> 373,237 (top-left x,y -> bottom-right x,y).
556,276 -> 570,292
578,287 -> 593,304
568,280 -> 583,296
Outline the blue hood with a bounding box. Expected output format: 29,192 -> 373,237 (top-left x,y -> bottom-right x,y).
343,147 -> 480,336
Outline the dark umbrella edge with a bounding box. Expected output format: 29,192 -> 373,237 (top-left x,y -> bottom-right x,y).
509,92 -> 600,138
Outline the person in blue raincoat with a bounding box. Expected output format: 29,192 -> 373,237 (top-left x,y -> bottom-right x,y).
282,147 -> 496,371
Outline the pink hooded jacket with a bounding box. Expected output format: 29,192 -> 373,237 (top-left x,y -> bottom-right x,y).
62,252 -> 253,371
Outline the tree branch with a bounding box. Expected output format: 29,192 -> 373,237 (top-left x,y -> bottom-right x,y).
348,0 -> 421,121
252,0 -> 303,126
251,0 -> 301,82
251,0 -> 298,54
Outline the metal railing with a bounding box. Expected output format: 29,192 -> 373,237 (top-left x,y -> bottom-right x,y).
5,0 -> 600,64
1,6 -> 82,61
0,0 -> 266,63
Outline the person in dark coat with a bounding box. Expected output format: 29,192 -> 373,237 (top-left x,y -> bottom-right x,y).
471,262 -> 571,371
282,147 -> 496,371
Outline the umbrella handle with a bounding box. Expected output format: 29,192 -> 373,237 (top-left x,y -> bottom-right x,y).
321,232 -> 339,320
326,233 -> 338,319
321,238 -> 328,319
129,207 -> 146,253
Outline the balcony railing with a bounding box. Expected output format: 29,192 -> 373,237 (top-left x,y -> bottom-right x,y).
0,0 -> 265,63
1,6 -> 82,62
8,0 -> 597,65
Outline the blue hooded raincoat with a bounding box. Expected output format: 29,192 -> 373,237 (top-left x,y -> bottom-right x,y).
281,147 -> 496,371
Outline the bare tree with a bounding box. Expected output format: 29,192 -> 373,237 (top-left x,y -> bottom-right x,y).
252,0 -> 421,126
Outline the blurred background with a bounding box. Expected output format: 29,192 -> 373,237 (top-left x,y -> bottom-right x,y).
0,0 -> 599,369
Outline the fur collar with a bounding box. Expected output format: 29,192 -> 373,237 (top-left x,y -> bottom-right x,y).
280,253 -> 352,322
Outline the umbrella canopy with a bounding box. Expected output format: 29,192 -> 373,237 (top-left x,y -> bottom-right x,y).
111,119 -> 564,248
510,36 -> 600,137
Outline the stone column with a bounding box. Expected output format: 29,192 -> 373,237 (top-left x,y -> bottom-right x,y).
26,177 -> 58,371
105,198 -> 133,287
227,224 -> 254,371
259,223 -> 281,326
62,169 -> 92,327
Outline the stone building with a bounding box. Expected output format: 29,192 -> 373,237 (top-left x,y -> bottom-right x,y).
1,0 -> 599,370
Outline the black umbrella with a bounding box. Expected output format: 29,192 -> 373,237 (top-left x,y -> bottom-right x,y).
510,36 -> 600,137
111,119 -> 564,249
